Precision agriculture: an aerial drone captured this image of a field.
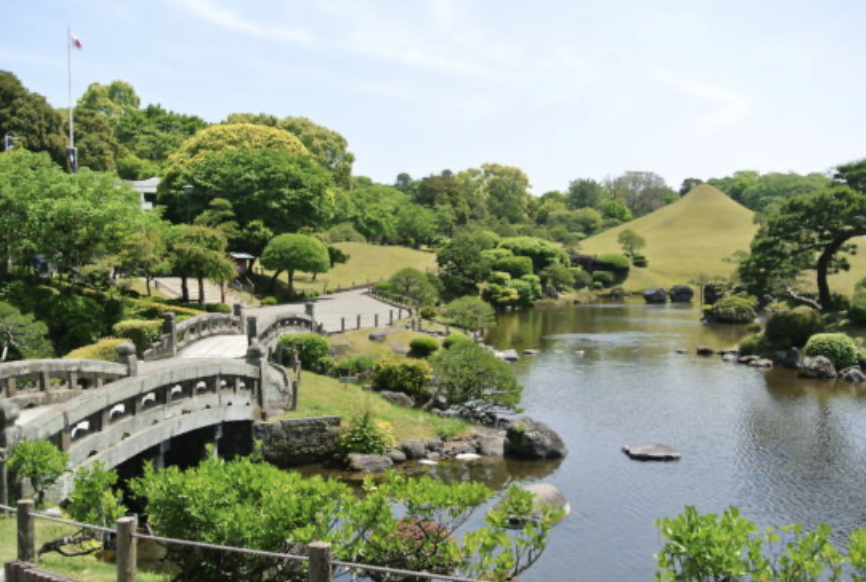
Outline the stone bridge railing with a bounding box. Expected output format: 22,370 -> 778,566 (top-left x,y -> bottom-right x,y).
143,305 -> 245,361
0,359 -> 129,409
3,354 -> 265,478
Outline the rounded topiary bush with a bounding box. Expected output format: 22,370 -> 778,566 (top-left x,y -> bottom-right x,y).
764,307 -> 824,347
409,336 -> 440,358
708,295 -> 757,324
442,335 -> 475,349
419,305 -> 438,320
592,271 -> 615,288
848,291 -> 866,326
372,357 -> 431,398
738,333 -> 762,356
803,333 -> 860,369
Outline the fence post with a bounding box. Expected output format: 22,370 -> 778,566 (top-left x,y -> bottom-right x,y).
341,317 -> 345,332
356,315 -> 361,330
389,310 -> 394,325
117,515 -> 138,582
374,314 -> 379,327
17,499 -> 35,562
308,541 -> 332,582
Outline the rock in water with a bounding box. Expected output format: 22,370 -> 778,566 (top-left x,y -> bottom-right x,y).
642,287 -> 668,304
497,349 -> 520,362
608,287 -> 626,300
696,346 -> 714,356
798,356 -> 837,379
622,444 -> 681,461
346,453 -> 393,473
505,418 -> 568,460
668,285 -> 694,303
504,483 -> 570,527
400,439 -> 427,459
840,366 -> 866,383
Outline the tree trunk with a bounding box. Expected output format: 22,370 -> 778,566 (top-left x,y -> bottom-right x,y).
181,275 -> 190,303
145,276 -> 152,297
288,270 -> 295,296
198,276 -> 205,305
270,270 -> 282,292
816,237 -> 848,309
220,284 -> 226,304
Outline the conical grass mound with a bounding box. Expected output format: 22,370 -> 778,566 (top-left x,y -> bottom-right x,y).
578,184 -> 758,290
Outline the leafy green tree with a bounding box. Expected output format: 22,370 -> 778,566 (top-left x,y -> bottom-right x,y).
113,212 -> 171,296
541,263 -> 575,294
443,296 -> 496,334
388,267 -> 439,306
0,301 -> 51,361
460,163 -> 533,224
532,191 -> 567,224
394,204 -> 437,248
114,103 -> 208,172
67,462 -> 127,529
679,177 -> 704,196
168,225 -> 235,303
333,184 -> 407,242
78,80 -> 140,119
608,171 -> 674,217
0,71 -> 67,166
617,229 -> 646,259
430,340 -> 522,415
417,170 -> 471,224
498,236 -> 567,273
261,233 -> 330,294
61,108 -> 123,172
708,170 -> 760,203
599,198 -> 633,223
566,178 -> 604,210
437,233 -> 495,300
547,208 -> 603,236
9,440 -> 68,506
836,158 -> 866,193
739,185 -> 866,308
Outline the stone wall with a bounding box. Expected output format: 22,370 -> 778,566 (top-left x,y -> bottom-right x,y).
254,416 -> 341,468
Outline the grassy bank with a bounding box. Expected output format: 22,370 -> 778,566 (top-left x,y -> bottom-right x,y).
0,516 -> 168,582
279,372 -> 468,441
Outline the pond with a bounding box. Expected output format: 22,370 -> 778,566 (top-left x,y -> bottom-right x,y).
429,301 -> 866,581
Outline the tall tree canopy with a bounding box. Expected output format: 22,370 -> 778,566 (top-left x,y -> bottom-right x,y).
709,170 -> 831,213
0,71 -> 66,166
607,171 -> 674,218
739,185 -> 866,308
260,233 -> 331,294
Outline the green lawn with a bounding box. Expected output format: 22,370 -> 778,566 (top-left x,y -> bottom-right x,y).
280,372 -> 468,440
0,515 -> 168,582
269,242 -> 438,293
579,185 -> 758,291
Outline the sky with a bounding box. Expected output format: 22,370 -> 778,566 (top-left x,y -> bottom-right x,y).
1,0 -> 865,194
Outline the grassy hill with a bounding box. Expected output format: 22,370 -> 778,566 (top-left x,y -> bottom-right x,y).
292,242 -> 438,292
578,184 -> 759,291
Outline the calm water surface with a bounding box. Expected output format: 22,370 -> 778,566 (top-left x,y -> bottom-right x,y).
429,301 -> 866,581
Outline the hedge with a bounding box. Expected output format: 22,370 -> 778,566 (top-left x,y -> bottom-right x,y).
372,357 -> 431,398
764,307 -> 824,348
277,334 -> 331,372
64,338 -> 131,362
409,337 -> 440,358
112,320 -> 163,356
803,333 -> 861,369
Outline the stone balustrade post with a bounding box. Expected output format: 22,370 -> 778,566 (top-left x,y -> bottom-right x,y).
246,316 -> 258,346
233,303 -> 245,333
117,343 -> 138,378
246,341 -> 266,410
305,301 -> 317,332
162,313 -> 177,357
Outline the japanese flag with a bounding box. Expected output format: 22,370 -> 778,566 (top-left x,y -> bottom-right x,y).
70,33 -> 83,49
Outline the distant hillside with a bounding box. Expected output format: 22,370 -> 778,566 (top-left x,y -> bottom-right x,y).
578,184 -> 758,290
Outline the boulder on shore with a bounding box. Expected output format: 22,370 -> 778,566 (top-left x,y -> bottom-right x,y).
668,285 -> 694,303
608,287 -> 626,300
704,284 -> 724,305
505,418 -> 568,460
840,366 -> 866,383
798,356 -> 837,379
622,444 -> 681,461
400,439 -> 427,459
642,287 -> 667,304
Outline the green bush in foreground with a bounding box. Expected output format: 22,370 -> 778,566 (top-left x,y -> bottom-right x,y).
112,319 -> 162,355
803,333 -> 860,369
130,458 -> 561,582
336,411 -> 395,455
656,506 -> 866,582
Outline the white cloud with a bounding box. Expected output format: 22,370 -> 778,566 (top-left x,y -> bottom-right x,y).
168,0 -> 316,46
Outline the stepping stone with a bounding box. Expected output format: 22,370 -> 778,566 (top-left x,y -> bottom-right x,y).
621,444 -> 681,461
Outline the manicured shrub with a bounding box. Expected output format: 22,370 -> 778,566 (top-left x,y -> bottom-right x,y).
764,307 -> 824,347
205,303 -> 233,314
277,334 -> 331,372
409,336 -> 440,358
597,253 -> 630,270
419,305 -> 438,319
372,357 -> 431,397
488,271 -> 512,286
571,268 -> 592,290
261,296 -> 279,306
848,290 -> 866,326
738,333 -> 762,356
443,335 -> 475,349
708,294 -> 757,324
632,255 -> 649,268
803,333 -> 860,369
494,256 -> 534,279
64,338 -> 131,362
592,271 -> 615,288
132,300 -> 205,318
332,355 -> 378,378
112,319 -> 163,355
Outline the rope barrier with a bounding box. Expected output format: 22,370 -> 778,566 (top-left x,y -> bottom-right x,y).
131,532 -> 309,562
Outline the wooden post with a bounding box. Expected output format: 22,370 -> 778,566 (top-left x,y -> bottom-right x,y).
307,541 -> 331,582
0,448 -> 8,518
341,317 -> 345,332
356,314 -> 361,330
117,515 -> 138,582
389,310 -> 394,325
374,314 -> 379,327
17,499 -> 35,562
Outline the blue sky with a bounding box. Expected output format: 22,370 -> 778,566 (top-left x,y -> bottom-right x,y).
2,0 -> 865,194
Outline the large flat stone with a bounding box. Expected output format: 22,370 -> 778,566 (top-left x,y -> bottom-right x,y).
622,444 -> 681,461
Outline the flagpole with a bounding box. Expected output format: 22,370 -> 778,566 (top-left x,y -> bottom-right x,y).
67,26 -> 74,172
